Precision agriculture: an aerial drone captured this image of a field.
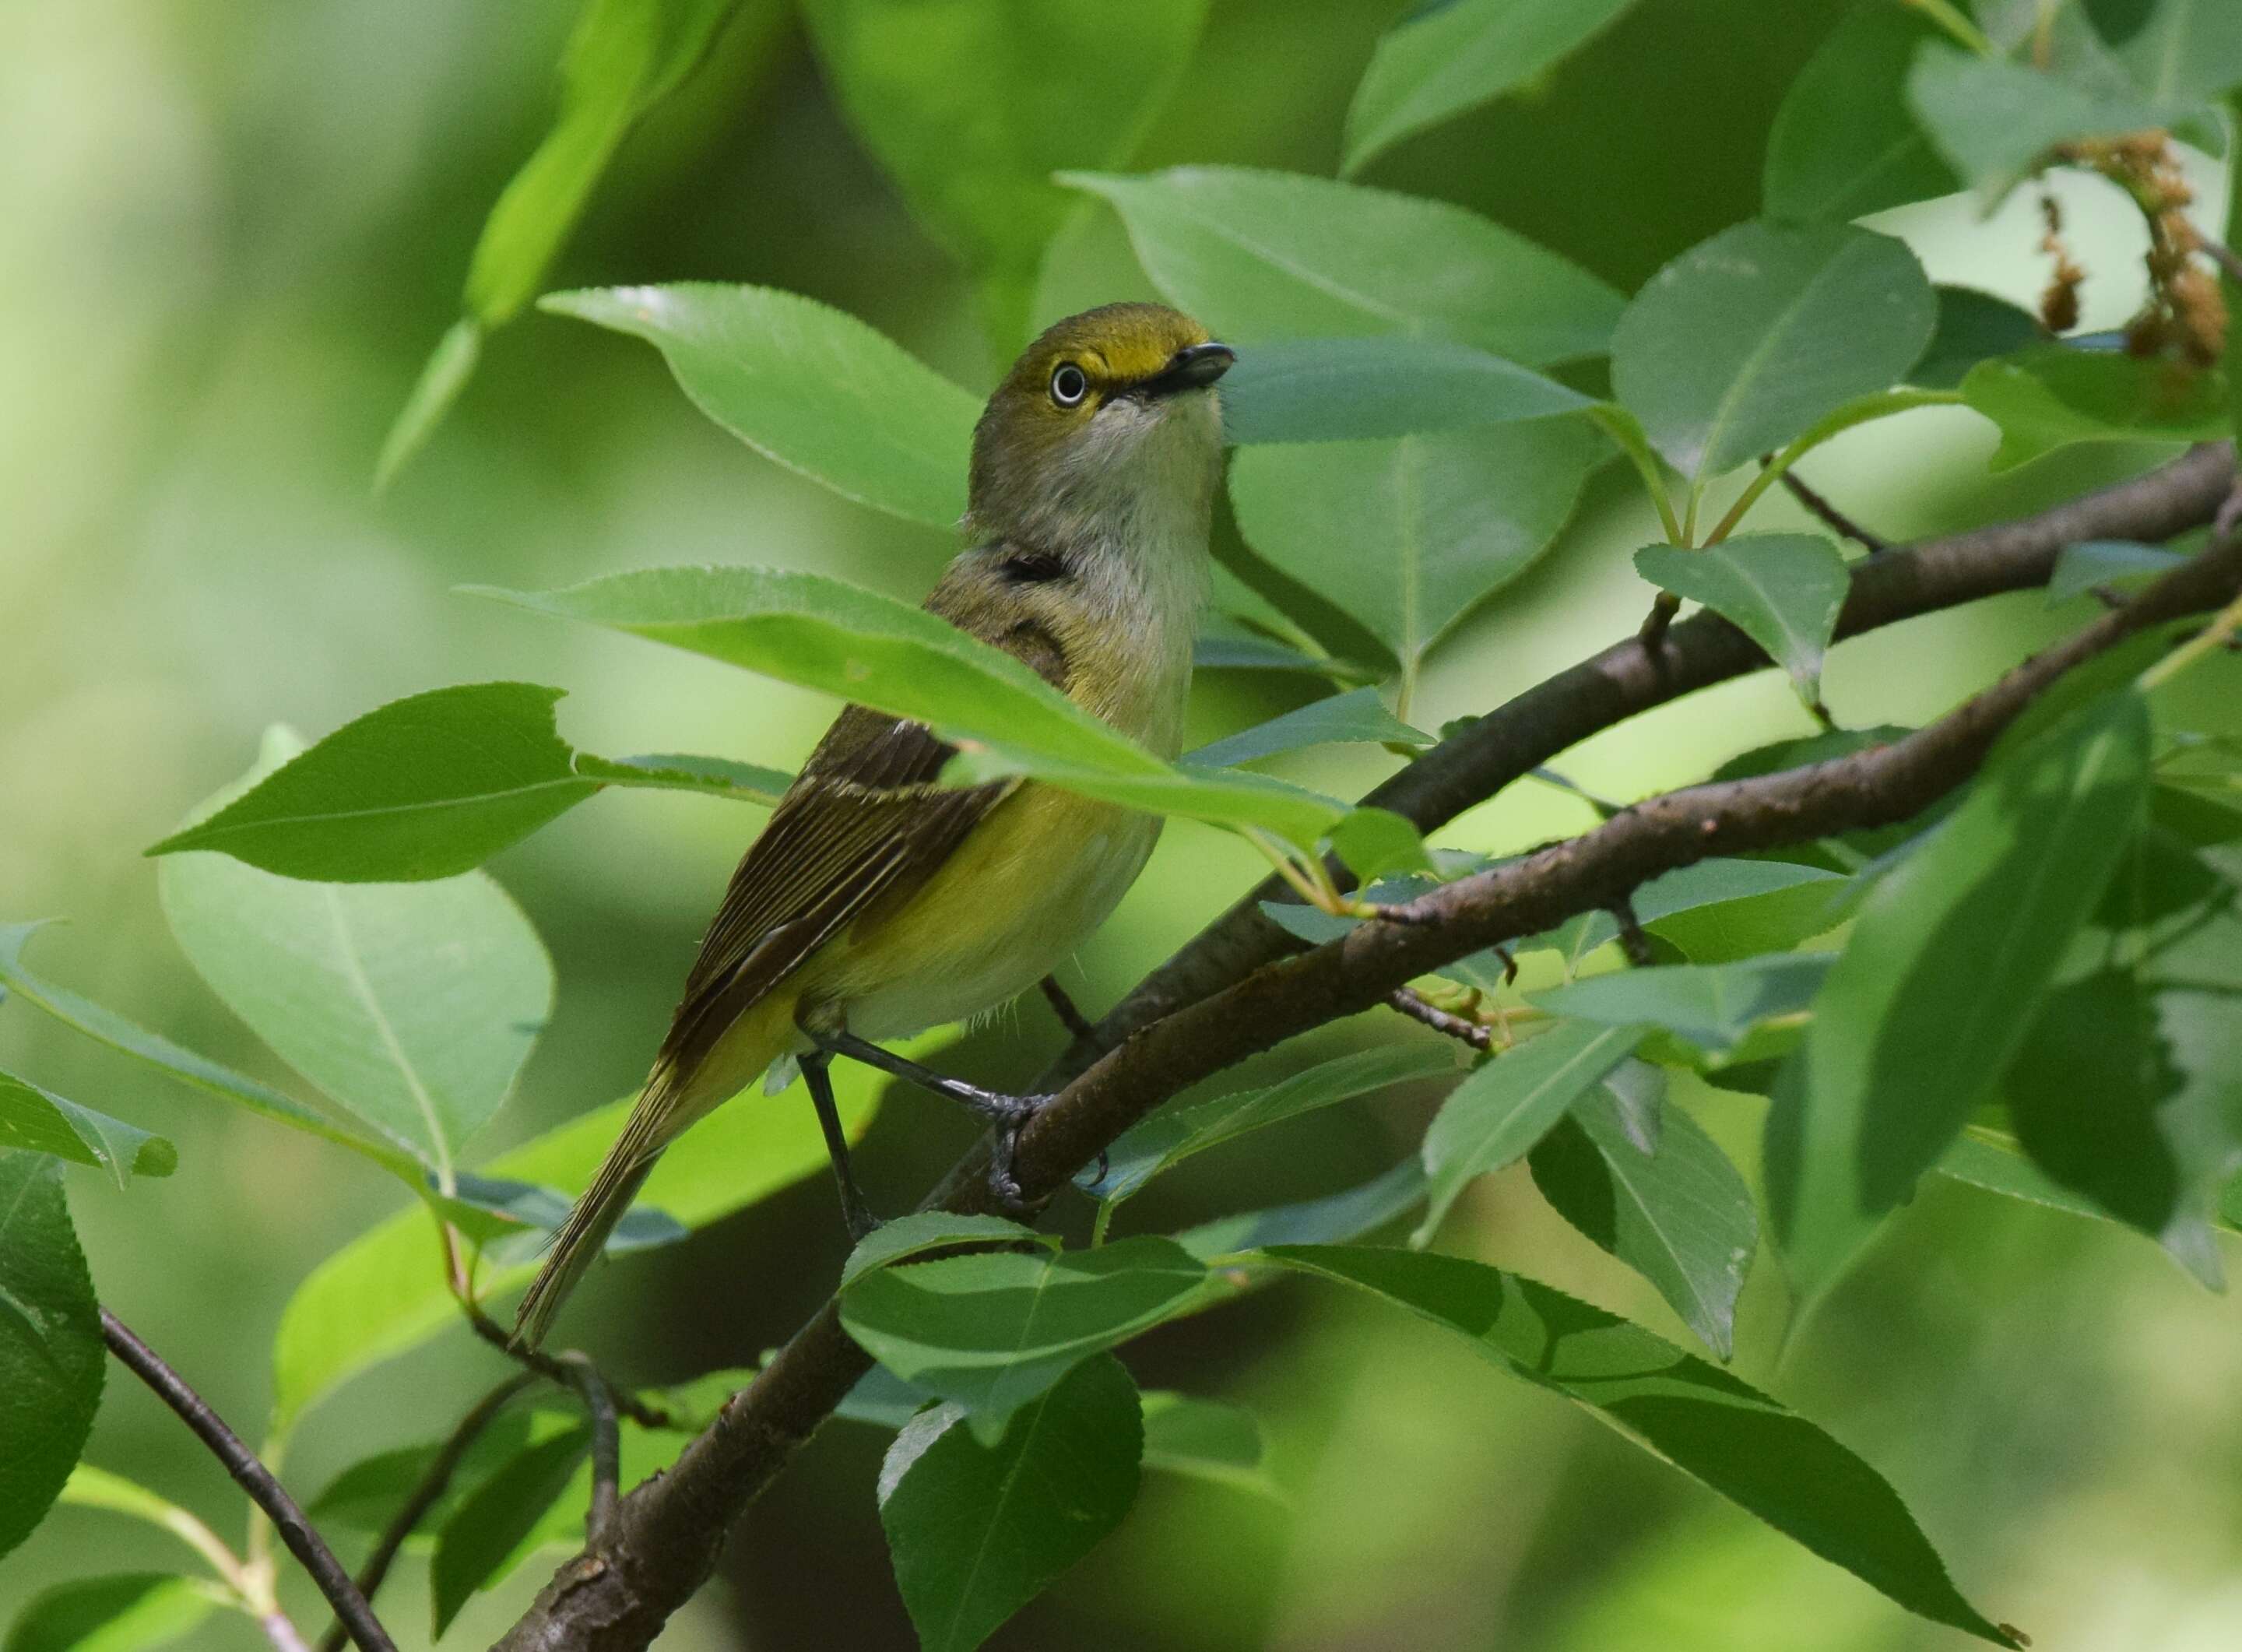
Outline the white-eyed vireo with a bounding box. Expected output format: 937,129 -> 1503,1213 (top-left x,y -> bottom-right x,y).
515,304 -> 1234,1346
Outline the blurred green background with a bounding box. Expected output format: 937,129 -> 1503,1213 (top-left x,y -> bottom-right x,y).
5,0 -> 2240,1647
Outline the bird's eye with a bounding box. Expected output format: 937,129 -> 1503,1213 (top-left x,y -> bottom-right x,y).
1049,363 -> 1089,407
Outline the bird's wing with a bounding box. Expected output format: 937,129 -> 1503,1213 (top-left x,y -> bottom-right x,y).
651,705 -> 1015,1086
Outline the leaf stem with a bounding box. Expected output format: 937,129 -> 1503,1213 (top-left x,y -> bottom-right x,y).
1589,405 -> 1685,544
1703,389 -> 1960,547
2138,586 -> 2242,689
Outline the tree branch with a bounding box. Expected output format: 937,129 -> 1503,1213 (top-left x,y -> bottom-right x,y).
496,454 -> 2242,1651
100,1308 -> 396,1652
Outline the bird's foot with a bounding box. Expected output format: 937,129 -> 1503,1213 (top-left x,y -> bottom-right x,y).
986,1092 -> 1056,1210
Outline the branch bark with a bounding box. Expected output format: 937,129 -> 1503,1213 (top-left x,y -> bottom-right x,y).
495,445 -> 2238,1652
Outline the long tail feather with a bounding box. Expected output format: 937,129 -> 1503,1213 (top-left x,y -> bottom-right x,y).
511,1095 -> 669,1350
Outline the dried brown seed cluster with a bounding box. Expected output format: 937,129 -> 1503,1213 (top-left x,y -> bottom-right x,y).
2061,132 -> 2227,367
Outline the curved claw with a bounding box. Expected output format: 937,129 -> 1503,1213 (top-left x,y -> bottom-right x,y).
986,1094 -> 1055,1211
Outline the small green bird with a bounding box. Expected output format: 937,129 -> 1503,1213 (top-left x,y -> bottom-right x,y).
515,303 -> 1233,1347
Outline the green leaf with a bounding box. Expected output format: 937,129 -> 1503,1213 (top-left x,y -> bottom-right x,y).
1253,1246 -> 2022,1647
1417,1021 -> 1645,1244
839,1237 -> 1214,1422
0,923 -> 409,1177
429,1425 -> 592,1636
433,1171 -> 689,1265
1634,535 -> 1849,710
2108,0 -> 2242,108
1763,3 -> 1960,223
159,733 -> 553,1183
1229,418 -> 1607,692
0,1073 -> 174,1188
1767,693 -> 2152,1296
1083,1043 -> 1464,1207
374,318 -> 481,493
1935,1128 -> 2114,1224
1960,350 -> 2230,471
2,1573 -> 216,1652
1343,0 -> 1641,175
307,1411 -> 539,1538
1528,1095 -> 1757,1357
1509,858 -> 1847,973
0,1154 -> 104,1564
268,1038 -> 893,1429
1172,1157 -> 1428,1262
543,285 -> 979,527
802,0 -> 1207,353
1610,221 -> 1938,485
1907,41 -> 2170,201
2047,539 -> 2191,603
1137,1392 -> 1275,1498
1185,687 -> 1428,771
1911,287 -> 2045,390
1219,336 -> 1592,445
878,1354 -> 1143,1652
839,1212 -> 1056,1291
472,564 -> 1358,851
147,684 -> 600,882
1064,167 -> 1625,369
1532,954 -> 1832,1063
568,750 -> 791,805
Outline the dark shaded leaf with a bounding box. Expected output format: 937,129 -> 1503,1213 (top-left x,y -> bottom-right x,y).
1913,287 -> 2044,390
1763,3 -> 1959,223
0,1155 -> 104,1564
0,1074 -> 174,1187
429,1425 -> 592,1635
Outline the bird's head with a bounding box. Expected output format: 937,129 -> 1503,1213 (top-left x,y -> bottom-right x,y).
965,303 -> 1233,548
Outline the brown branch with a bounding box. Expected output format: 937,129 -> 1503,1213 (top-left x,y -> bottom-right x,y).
495,459 -> 2242,1652
100,1308 -> 396,1652
1386,986 -> 1492,1050
560,1353 -> 623,1543
461,1299 -> 673,1431
315,1372 -> 536,1652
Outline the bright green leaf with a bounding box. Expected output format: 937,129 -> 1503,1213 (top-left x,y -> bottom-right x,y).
0,1073 -> 174,1188
1767,693 -> 2152,1296
1532,954 -> 1832,1063
429,1425 -> 592,1636
1529,1094 -> 1758,1356
569,750 -> 791,806
1960,349 -> 2230,470
1,1573 -> 216,1652
1635,535 -> 1849,710
0,1154 -> 104,1564
374,318 -> 481,494
802,0 -> 1208,353
1219,337 -> 1591,445
1138,1391 -> 1275,1498
1610,220 -> 1938,483
1417,1021 -> 1645,1243
878,1354 -> 1143,1652
839,1212 -> 1055,1290
839,1237 -> 1214,1421
1908,41 -> 2170,202
1343,0 -> 1641,175
1185,687 -> 1428,771
1065,167 -> 1625,369
1763,3 -> 1960,223
543,285 -> 979,526
1254,1246 -> 2021,1647
159,733 -> 553,1183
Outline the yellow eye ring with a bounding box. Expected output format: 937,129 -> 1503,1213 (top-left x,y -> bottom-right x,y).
1049,363 -> 1089,407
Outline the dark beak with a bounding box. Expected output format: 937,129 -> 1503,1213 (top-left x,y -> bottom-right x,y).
1137,341 -> 1235,399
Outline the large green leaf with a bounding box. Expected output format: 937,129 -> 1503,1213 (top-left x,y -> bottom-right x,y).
471,564 -> 1376,852
1907,41 -> 2169,202
839,1237 -> 1214,1421
430,1425 -> 592,1636
1417,1021 -> 1645,1243
1172,1158 -> 1428,1262
1532,954 -> 1833,1063
1065,167 -> 1625,369
377,0 -> 764,485
0,923 -> 409,1178
1504,858 -> 1847,975
159,734 -> 553,1184
1763,4 -> 1959,223
1,1573 -> 216,1652
0,1073 -> 174,1188
1634,535 -> 1849,712
0,1154 -> 104,1563
1960,350 -> 2230,471
878,1354 -> 1143,1652
1254,1246 -> 2020,1647
1184,687 -> 1428,772
1228,417 -> 1606,699
268,1045 -> 891,1429
1609,221 -> 1937,485
1767,694 -> 2152,1295
2113,0 -> 2242,104
1219,337 -> 1591,445
1082,1042 -> 1463,1207
801,0 -> 1207,353
543,284 -> 979,526
1528,1092 -> 1758,1357
839,1213 -> 1055,1291
1343,0 -> 1642,175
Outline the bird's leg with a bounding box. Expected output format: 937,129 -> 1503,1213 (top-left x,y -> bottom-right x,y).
810,1030 -> 1052,1206
802,1051 -> 881,1241
1038,974 -> 1095,1041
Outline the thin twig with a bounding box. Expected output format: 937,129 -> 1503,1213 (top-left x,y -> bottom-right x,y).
1386,986 -> 1492,1051
560,1354 -> 622,1543
100,1308 -> 396,1652
1610,898 -> 1657,968
1638,589 -> 1681,647
1038,975 -> 1096,1042
2199,235 -> 2242,287
1779,466 -> 1889,552
314,1372 -> 539,1652
461,1300 -> 674,1431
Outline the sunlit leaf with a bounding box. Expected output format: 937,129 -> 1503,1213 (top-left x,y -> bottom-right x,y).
1,1573 -> 216,1652
1634,535 -> 1849,711
1065,167 -> 1625,368
1960,350 -> 2230,471
0,1155 -> 103,1564
0,1072 -> 174,1188
569,751 -> 790,805
1763,3 -> 1959,223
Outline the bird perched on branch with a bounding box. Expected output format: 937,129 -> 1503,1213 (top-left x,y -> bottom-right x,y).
515,304 -> 1234,1347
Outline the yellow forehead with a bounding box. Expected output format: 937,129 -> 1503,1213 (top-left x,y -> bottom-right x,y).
1016,302 -> 1212,387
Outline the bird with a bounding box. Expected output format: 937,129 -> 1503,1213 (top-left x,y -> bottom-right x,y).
513,302 -> 1234,1348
